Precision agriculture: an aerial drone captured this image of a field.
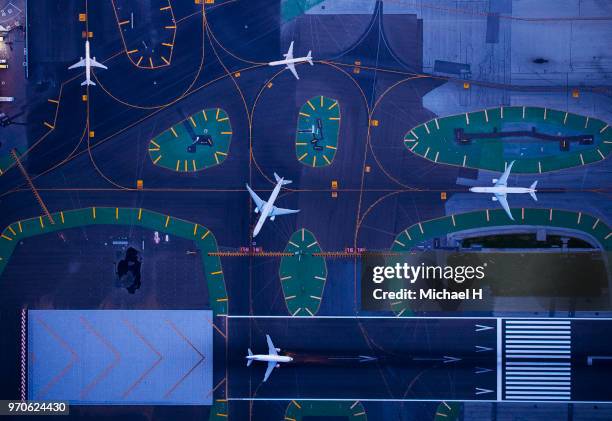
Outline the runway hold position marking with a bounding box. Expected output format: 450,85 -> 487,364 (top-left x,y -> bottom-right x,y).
148,108 -> 232,172
295,95 -> 340,167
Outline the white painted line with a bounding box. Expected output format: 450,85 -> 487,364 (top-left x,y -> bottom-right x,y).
505,396 -> 570,400
507,386 -> 570,390
505,330 -> 570,334
496,318 -> 502,401
507,336 -> 570,340
507,355 -> 570,359
506,340 -> 570,344
506,350 -> 570,354
225,315 -> 611,321
505,371 -> 570,376
506,320 -> 570,324
506,345 -> 570,349
506,362 -> 570,366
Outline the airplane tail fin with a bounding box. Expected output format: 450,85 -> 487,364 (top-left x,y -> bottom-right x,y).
306,51 -> 313,65
529,180 -> 538,201
81,79 -> 96,86
246,348 -> 253,366
274,172 -> 292,185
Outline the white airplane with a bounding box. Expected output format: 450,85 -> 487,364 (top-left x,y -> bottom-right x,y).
246,334 -> 293,382
469,161 -> 538,221
246,173 -> 300,237
268,41 -> 313,80
68,40 -> 108,86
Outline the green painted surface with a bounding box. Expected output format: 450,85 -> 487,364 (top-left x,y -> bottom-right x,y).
208,399 -> 228,420
389,208 -> 611,316
281,0 -> 326,23
434,402 -> 461,421
149,108 -> 232,172
403,106 -> 611,173
279,228 -> 327,316
295,95 -> 341,168
0,207 -> 228,315
285,400 -> 367,419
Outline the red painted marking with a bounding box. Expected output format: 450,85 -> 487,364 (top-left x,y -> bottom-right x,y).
164,319 -> 205,398
35,317 -> 78,399
79,317 -> 121,399
121,318 -> 163,398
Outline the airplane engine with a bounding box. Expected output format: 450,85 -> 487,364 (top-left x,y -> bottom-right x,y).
492,196 -> 498,201
254,207 -> 259,213
492,179 -> 498,183
270,215 -> 276,221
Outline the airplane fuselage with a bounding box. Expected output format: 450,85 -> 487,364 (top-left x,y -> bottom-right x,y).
246,354 -> 293,363
253,179 -> 284,237
469,186 -> 535,195
84,41 -> 92,83
268,57 -> 310,67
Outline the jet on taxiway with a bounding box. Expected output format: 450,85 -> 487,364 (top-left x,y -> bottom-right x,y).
469,161 -> 538,220
68,40 -> 108,86
246,173 -> 299,237
246,334 -> 293,382
268,41 -> 313,80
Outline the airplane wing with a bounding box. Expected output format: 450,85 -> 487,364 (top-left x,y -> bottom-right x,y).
286,62 -> 299,80
90,58 -> 108,70
266,334 -> 278,356
285,41 -> 294,60
495,193 -> 514,220
68,58 -> 86,69
263,360 -> 276,382
270,206 -> 300,217
246,184 -> 266,212
495,161 -> 514,187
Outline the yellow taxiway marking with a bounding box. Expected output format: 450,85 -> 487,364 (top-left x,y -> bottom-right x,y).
201,230 -> 210,240
165,215 -> 170,227
597,149 -> 605,159
214,153 -> 219,164
161,56 -> 170,65
175,160 -> 180,171
160,5 -> 171,10
216,151 -> 227,156
1,234 -> 12,241
192,160 -> 197,171
538,161 -> 542,173
153,155 -> 162,164
8,226 -> 16,236
119,20 -> 130,26
320,96 -> 324,107
354,412 -> 366,417
465,112 -> 470,125
423,147 -> 430,159
184,160 -> 188,171
17,221 -> 22,233
328,101 -> 338,110
221,131 -> 232,135
299,112 -> 310,117
394,239 -> 405,247
605,232 -> 612,240
44,122 -> 55,129
193,223 -> 198,236
298,152 -> 308,161
116,207 -> 119,220
350,401 -> 360,409
126,49 -> 138,54
165,25 -> 176,29
162,42 -> 173,47
216,297 -> 228,302
325,145 -> 336,150
302,228 -> 305,241
150,140 -> 160,148
216,108 -> 220,120
149,57 -> 154,68
217,117 -> 228,122
307,100 -> 315,110
323,155 -> 331,165
170,127 -> 178,137
500,107 -> 504,119
312,156 -> 317,166
292,400 -> 301,409
521,208 -> 525,220
202,110 -> 208,121
92,207 -> 97,219
328,117 -> 340,121
137,208 -> 142,220
136,56 -> 143,66
211,270 -> 222,275
189,116 -> 197,127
